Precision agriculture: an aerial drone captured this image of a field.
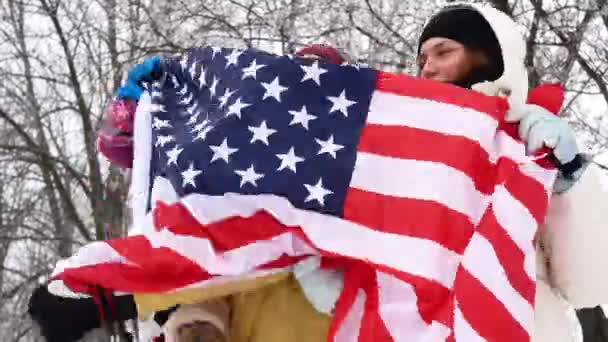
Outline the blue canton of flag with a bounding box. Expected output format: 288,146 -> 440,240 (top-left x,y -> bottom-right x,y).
148,46 -> 376,216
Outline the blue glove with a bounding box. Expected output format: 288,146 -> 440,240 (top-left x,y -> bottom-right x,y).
506,104 -> 588,193
116,56 -> 162,101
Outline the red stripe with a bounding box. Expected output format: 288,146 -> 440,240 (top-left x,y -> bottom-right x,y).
477,207 -> 535,304
455,267 -> 529,341
344,188 -> 474,254
153,201 -> 288,252
358,275 -> 394,342
358,124 -> 496,194
59,236 -> 212,293
375,71 -> 509,121
496,161 -> 550,225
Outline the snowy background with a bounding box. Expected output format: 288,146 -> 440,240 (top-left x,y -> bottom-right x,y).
0,0 -> 606,341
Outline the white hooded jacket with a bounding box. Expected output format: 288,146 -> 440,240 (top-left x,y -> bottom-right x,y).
297,4 -> 608,342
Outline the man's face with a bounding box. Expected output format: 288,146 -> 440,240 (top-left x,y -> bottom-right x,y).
417,37 -> 479,84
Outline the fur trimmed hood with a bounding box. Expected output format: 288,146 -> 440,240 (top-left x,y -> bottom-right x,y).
421,3 -> 529,106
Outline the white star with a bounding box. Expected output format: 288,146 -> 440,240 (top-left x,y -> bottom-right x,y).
171,75 -> 179,88
288,105 -> 317,130
193,126 -> 212,142
191,119 -> 209,133
248,121 -> 277,145
186,103 -> 198,115
186,112 -> 201,125
226,98 -> 250,118
166,145 -> 183,166
300,61 -> 327,85
327,90 -> 356,117
315,135 -> 344,158
150,103 -> 166,112
304,178 -> 333,206
178,93 -> 194,105
189,62 -> 197,78
226,49 -> 242,67
152,117 -> 172,130
209,138 -> 239,163
276,147 -> 304,173
181,163 -> 202,188
234,164 -> 264,188
211,46 -> 222,59
210,77 -> 219,97
242,59 -> 266,80
155,135 -> 175,147
177,84 -> 188,96
219,88 -> 235,108
180,56 -> 188,70
261,77 -> 288,102
198,68 -> 207,87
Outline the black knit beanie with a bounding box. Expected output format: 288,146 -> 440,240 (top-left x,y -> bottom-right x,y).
418,5 -> 504,87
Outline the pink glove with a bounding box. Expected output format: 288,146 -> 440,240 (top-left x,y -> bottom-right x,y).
97,99 -> 137,169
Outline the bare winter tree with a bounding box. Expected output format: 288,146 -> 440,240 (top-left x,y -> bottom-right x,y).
0,0 -> 605,341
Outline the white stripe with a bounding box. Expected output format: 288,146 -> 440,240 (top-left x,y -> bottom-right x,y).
352,152 -> 490,225
369,91 -> 498,152
129,93 -> 154,234
377,271 -> 450,341
454,300 -> 487,342
492,185 -> 538,280
182,192 -> 461,288
370,91 -> 555,191
333,289 -> 366,342
145,230 -> 313,275
495,131 -> 557,189
462,233 -> 534,334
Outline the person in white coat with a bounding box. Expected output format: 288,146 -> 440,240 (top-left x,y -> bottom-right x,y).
412,3 -> 608,341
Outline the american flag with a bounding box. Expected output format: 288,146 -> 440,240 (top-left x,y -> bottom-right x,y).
51,46 -> 558,341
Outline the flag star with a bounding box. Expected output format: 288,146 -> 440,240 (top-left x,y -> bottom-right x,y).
242,59 -> 266,80
178,93 -> 194,105
304,178 -> 333,206
210,77 -> 219,97
248,120 -> 277,145
315,135 -> 344,158
191,119 -> 210,133
261,77 -> 288,102
186,112 -> 201,125
211,46 -> 222,59
181,163 -> 202,188
300,61 -> 327,85
288,105 -> 317,130
225,49 -> 242,67
166,145 -> 183,166
209,138 -> 239,163
198,68 -> 207,87
186,103 -> 198,115
177,84 -> 188,96
219,88 -> 235,108
180,56 -> 188,70
150,103 -> 166,112
189,62 -> 197,78
193,126 -> 213,141
276,147 -> 304,173
171,75 -> 179,88
226,98 -> 250,118
234,164 -> 264,188
152,117 -> 172,130
327,90 -> 356,117
156,135 -> 175,147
